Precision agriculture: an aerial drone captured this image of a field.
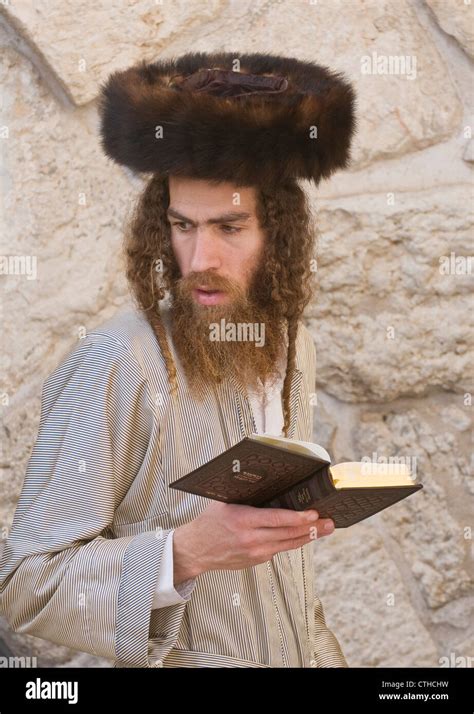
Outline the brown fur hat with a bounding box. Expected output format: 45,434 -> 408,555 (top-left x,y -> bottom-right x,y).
98,51 -> 357,186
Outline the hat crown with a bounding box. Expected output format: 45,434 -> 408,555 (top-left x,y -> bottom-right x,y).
169,67 -> 289,99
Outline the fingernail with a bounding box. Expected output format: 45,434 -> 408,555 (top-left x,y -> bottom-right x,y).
324,521 -> 334,532
305,510 -> 319,520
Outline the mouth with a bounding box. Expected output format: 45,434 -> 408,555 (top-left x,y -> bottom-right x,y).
192,287 -> 227,305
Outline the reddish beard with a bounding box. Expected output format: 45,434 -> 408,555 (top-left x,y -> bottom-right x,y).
168,261 -> 287,399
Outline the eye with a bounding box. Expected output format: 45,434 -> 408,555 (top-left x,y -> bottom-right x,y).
221,225 -> 242,234
172,222 -> 191,232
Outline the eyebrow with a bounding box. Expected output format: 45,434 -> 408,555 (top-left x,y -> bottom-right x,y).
166,208 -> 252,226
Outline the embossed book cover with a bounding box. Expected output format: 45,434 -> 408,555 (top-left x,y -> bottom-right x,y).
169,434 -> 423,528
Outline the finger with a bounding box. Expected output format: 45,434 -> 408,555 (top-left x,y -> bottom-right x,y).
249,506 -> 320,529
254,518 -> 334,543
275,524 -> 335,554
274,533 -> 316,554
309,518 -> 335,538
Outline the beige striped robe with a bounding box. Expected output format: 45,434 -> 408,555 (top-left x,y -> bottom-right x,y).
0,305 -> 348,668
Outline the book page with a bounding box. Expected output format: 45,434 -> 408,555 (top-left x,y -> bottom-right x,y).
249,433 -> 331,462
331,461 -> 414,488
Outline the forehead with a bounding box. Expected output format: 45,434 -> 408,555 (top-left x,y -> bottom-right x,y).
168,176 -> 257,217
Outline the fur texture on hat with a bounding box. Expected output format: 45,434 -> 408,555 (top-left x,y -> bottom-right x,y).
98,51 -> 357,186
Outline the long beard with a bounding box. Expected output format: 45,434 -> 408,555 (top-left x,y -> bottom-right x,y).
168,262 -> 288,400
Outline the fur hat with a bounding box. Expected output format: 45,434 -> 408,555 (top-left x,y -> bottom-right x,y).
98,51 -> 357,186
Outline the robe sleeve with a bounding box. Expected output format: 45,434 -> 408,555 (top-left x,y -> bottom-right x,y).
0,333 -> 187,667
312,594 -> 348,667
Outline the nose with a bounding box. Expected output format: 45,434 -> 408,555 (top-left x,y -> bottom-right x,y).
189,228 -> 221,273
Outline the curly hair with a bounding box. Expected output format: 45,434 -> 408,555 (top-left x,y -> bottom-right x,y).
123,173 -> 317,437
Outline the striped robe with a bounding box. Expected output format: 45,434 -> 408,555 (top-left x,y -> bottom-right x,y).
0,304 -> 348,668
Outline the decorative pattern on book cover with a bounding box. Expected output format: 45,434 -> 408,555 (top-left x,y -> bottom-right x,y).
169,437 -> 423,528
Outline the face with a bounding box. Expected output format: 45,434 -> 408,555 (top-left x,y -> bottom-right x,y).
165,175 -> 287,397
167,175 -> 265,308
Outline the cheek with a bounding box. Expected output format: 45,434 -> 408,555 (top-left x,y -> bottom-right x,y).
244,241 -> 265,273
229,248 -> 262,286
170,235 -> 186,268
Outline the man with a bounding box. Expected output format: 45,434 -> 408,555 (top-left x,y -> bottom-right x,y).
0,52 -> 356,667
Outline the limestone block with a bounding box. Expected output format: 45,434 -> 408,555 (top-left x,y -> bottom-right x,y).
313,522 -> 438,666
353,409 -> 473,610
2,0 -> 225,104
308,186 -> 473,402
1,46 -> 135,395
426,0 -> 474,58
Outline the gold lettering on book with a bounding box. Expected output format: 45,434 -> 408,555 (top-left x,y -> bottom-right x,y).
233,471 -> 263,483
297,487 -> 311,505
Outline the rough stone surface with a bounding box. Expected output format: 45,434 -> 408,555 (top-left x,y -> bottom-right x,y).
307,186 -> 473,403
2,0 -> 225,104
312,522 -> 439,667
426,0 -> 474,59
0,1 -> 472,668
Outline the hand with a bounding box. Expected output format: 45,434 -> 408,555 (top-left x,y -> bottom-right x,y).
173,501 -> 335,585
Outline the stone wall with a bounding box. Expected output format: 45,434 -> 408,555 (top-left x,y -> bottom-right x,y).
0,0 -> 472,667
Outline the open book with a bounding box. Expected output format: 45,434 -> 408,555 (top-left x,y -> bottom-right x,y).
170,434 -> 423,528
